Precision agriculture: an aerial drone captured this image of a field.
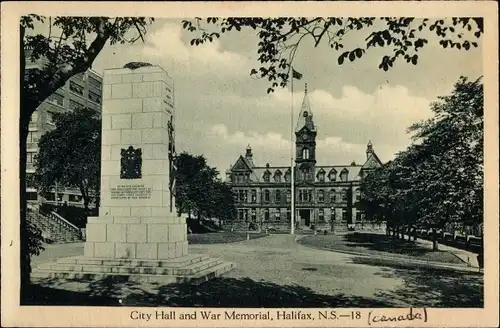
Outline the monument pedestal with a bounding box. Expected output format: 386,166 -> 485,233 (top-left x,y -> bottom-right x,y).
32,64 -> 235,284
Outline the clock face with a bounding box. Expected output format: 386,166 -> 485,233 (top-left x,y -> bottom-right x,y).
369,160 -> 377,168
302,133 -> 308,140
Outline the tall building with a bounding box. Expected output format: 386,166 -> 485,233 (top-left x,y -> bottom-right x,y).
25,52 -> 103,207
226,84 -> 383,231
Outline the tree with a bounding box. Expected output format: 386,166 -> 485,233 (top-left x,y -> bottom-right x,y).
182,17 -> 483,93
175,152 -> 213,218
207,180 -> 236,225
361,76 -> 483,250
34,108 -> 101,213
407,76 -> 483,249
175,152 -> 236,223
20,15 -> 154,301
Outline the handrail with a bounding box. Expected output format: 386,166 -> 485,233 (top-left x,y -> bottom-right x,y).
50,211 -> 80,232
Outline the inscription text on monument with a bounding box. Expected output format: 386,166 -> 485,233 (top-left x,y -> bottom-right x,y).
110,184 -> 152,200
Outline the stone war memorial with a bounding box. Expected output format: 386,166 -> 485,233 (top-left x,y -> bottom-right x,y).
32,64 -> 235,284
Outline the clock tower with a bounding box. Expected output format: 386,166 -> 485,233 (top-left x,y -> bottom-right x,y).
295,83 -> 316,181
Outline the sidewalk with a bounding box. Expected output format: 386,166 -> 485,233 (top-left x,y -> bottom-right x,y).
295,234 -> 481,273
355,230 -> 480,268
415,237 -> 479,268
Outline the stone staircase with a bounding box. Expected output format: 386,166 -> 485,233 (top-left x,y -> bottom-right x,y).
32,254 -> 235,285
27,205 -> 83,243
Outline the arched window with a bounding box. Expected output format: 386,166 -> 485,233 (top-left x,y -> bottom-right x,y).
355,188 -> 361,201
302,148 -> 310,160
264,189 -> 270,202
275,190 -> 281,204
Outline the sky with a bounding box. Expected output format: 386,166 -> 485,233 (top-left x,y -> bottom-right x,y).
86,18 -> 481,176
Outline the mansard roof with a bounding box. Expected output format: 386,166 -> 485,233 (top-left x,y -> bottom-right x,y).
315,165 -> 363,181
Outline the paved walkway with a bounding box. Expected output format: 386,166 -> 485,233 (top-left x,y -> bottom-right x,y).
414,237 -> 479,267
31,234 -> 483,307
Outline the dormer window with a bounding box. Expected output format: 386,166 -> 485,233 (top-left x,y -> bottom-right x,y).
317,171 -> 325,182
328,169 -> 337,181
340,168 -> 349,182
284,170 -> 291,183
274,170 -> 282,183
263,172 -> 270,182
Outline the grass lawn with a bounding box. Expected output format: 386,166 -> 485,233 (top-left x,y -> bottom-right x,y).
298,232 -> 464,265
187,231 -> 268,244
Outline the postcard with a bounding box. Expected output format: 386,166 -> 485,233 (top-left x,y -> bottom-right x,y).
1,1 -> 498,327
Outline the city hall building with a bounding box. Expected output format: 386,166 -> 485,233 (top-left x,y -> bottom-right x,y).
225,85 -> 383,230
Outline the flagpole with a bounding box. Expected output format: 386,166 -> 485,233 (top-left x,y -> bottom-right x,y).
290,70 -> 295,235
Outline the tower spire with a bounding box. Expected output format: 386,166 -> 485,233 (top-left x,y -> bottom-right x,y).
295,83 -> 315,132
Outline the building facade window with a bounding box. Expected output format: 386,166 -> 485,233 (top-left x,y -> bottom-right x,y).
27,153 -> 35,163
251,208 -> 256,222
275,190 -> 281,204
342,208 -> 348,221
330,189 -> 336,203
319,208 -> 325,222
318,171 -> 325,182
263,173 -> 270,182
69,99 -> 84,111
26,173 -> 35,188
302,148 -> 310,160
27,131 -> 39,143
274,172 -> 282,183
47,93 -> 64,106
342,189 -> 348,202
88,90 -> 101,104
264,189 -> 270,203
251,189 -> 257,203
355,188 -> 361,201
318,189 -> 324,202
88,76 -> 102,89
329,170 -> 337,181
356,212 -> 362,222
287,208 -> 291,221
330,208 -> 336,221
69,81 -> 84,95
286,189 -> 291,203
238,190 -> 248,202
284,171 -> 291,182
299,189 -> 312,202
47,112 -> 56,125
275,209 -> 281,221
264,209 -> 270,221
340,169 -> 349,182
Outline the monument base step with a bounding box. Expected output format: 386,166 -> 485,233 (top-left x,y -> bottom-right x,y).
32,254 -> 235,285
